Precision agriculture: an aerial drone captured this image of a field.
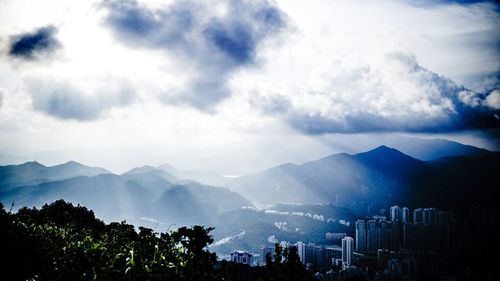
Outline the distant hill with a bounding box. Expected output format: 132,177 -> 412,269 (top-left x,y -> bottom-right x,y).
121,166 -> 177,196
0,174 -> 153,221
228,145 -> 500,212
0,161 -> 110,190
0,162 -> 253,224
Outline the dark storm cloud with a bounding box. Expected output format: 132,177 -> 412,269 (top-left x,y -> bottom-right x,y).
8,26 -> 60,59
102,0 -> 286,110
26,79 -> 136,121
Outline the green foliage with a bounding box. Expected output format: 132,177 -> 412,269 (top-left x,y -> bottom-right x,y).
0,200 -> 313,281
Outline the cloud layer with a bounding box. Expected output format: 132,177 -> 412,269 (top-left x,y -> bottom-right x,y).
245,53 -> 499,134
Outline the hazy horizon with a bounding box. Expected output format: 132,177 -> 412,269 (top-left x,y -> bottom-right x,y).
1,133 -> 497,175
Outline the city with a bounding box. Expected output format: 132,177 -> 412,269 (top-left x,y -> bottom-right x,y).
229,205 -> 499,280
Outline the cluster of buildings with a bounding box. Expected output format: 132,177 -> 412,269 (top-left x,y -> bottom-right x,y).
296,242 -> 343,272
355,206 -> 453,255
349,205 -> 456,279
229,205 -> 495,280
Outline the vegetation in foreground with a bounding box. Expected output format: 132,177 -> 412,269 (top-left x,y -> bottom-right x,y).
0,200 -> 314,281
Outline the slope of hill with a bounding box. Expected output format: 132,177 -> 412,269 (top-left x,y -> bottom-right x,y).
153,182 -> 253,224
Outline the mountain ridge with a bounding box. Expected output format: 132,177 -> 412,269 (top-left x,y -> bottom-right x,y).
0,161 -> 111,190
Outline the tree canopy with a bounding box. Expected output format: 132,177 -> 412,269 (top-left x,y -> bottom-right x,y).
0,200 -> 313,281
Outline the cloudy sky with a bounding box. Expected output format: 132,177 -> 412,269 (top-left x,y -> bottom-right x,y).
0,0 -> 499,174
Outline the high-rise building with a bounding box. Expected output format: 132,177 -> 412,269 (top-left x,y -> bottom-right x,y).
390,205 -> 401,221
390,221 -> 403,250
423,208 -> 438,224
402,207 -> 410,223
296,241 -> 305,264
413,208 -> 423,224
367,220 -> 378,253
403,222 -> 410,249
355,220 -> 367,253
378,219 -> 389,249
304,243 -> 317,265
315,247 -> 324,270
342,236 -> 354,266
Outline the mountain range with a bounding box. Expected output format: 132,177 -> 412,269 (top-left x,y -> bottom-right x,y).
0,163 -> 251,224
0,138 -> 498,224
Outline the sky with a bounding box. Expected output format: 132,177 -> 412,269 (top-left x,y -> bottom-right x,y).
0,0 -> 499,174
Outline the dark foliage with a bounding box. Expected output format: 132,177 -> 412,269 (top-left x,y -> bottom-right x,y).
0,200 -> 313,281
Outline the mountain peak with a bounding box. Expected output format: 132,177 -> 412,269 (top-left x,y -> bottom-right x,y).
20,161 -> 45,168
51,161 -> 104,171
373,145 -> 394,151
62,160 -> 82,166
355,145 -> 421,167
363,145 -> 409,157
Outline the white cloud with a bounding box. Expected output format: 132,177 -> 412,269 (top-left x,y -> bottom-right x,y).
485,90 -> 500,110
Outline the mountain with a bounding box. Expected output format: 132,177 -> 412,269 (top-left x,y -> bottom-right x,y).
153,182 -> 253,224
228,146 -> 423,206
121,166 -> 177,196
0,174 -> 153,221
383,137 -> 491,161
157,164 -> 227,186
0,161 -> 110,190
228,145 -> 500,212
